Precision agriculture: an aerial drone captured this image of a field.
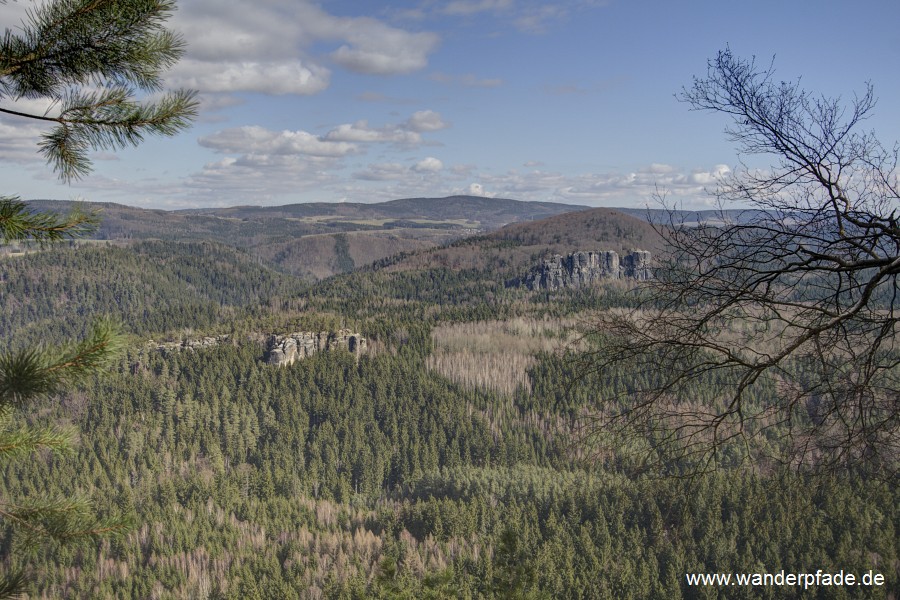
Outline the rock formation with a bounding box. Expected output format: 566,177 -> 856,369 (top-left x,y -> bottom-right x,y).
147,330 -> 367,367
152,335 -> 230,355
621,250 -> 652,281
266,329 -> 367,366
517,249 -> 652,290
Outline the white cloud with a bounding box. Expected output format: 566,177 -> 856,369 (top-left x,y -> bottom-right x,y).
451,164 -> 478,177
413,157 -> 444,172
688,164 -> 731,185
168,59 -> 330,95
199,126 -> 358,157
436,0 -> 606,34
179,110 -> 452,205
179,152 -> 343,206
463,163 -> 734,207
194,94 -> 247,123
353,163 -> 408,181
197,94 -> 246,113
168,1 -> 439,95
330,26 -> 439,75
323,111 -> 448,145
442,0 -> 514,16
0,97 -> 72,166
643,163 -> 677,175
430,72 -> 504,88
324,121 -> 422,145
465,183 -> 495,197
406,110 -> 450,132
0,118 -> 46,163
199,110 -> 447,165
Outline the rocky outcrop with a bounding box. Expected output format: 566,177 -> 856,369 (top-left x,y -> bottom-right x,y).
147,330 -> 367,367
152,335 -> 230,355
517,249 -> 652,290
621,250 -> 652,281
266,329 -> 367,366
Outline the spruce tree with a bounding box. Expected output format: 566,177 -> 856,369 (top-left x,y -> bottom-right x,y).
0,1 -> 196,596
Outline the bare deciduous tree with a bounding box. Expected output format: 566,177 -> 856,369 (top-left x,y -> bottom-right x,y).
581,49 -> 899,478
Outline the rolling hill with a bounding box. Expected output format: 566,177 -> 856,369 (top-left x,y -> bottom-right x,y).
23,196 -> 591,279
177,195 -> 589,229
377,207 -> 664,278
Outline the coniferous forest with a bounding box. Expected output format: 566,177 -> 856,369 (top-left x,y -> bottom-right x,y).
1,231 -> 897,599
0,2 -> 896,597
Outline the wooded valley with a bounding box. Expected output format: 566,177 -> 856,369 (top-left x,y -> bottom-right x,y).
1,200 -> 896,598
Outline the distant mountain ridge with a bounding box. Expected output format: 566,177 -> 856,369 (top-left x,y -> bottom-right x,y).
379,207 -> 663,276
23,196 -> 593,279
176,195 -> 590,230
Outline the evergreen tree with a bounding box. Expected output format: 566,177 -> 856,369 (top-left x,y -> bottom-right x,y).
0,0 -> 196,595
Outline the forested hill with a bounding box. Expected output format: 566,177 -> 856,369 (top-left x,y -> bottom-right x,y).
179,195 -> 590,229
0,241 -> 304,348
378,207 -> 663,276
2,206 -> 897,598
24,196 -> 589,244
21,197 -> 592,280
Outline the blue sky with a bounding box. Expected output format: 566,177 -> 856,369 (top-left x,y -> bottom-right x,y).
1,0 -> 898,209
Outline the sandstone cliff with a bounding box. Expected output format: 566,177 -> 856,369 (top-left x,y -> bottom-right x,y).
152,335 -> 231,355
517,249 -> 652,290
266,329 -> 367,366
148,330 -> 367,367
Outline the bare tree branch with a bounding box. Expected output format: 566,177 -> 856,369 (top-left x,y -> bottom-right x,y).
581,49 -> 899,481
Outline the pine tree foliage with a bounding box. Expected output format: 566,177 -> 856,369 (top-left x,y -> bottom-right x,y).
0,15 -> 896,595
0,1 -> 196,595
0,0 -> 197,181
0,224 -> 129,597
0,238 -> 895,597
0,197 -> 97,244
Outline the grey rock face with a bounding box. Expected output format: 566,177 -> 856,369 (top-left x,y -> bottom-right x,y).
622,249 -> 652,281
153,334 -> 230,355
519,249 -> 652,290
147,330 -> 368,367
266,329 -> 367,366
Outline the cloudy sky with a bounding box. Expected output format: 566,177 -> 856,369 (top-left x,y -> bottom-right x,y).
1,0 -> 898,209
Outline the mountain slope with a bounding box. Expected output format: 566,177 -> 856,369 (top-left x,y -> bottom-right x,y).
22,196 -> 592,279
379,207 -> 663,276
178,195 -> 589,230
0,240 -> 300,346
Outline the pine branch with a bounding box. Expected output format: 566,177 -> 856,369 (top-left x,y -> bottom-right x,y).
0,0 -> 199,180
0,423 -> 74,459
0,196 -> 98,243
0,570 -> 27,600
1,0 -> 184,96
0,349 -> 61,409
0,319 -> 124,408
36,87 -> 198,181
46,318 -> 126,380
0,496 -> 134,546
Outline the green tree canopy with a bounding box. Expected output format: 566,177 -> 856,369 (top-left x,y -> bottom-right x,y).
0,1 -> 196,596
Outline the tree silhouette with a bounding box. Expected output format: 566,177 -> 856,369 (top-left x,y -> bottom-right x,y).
583,49 -> 899,479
